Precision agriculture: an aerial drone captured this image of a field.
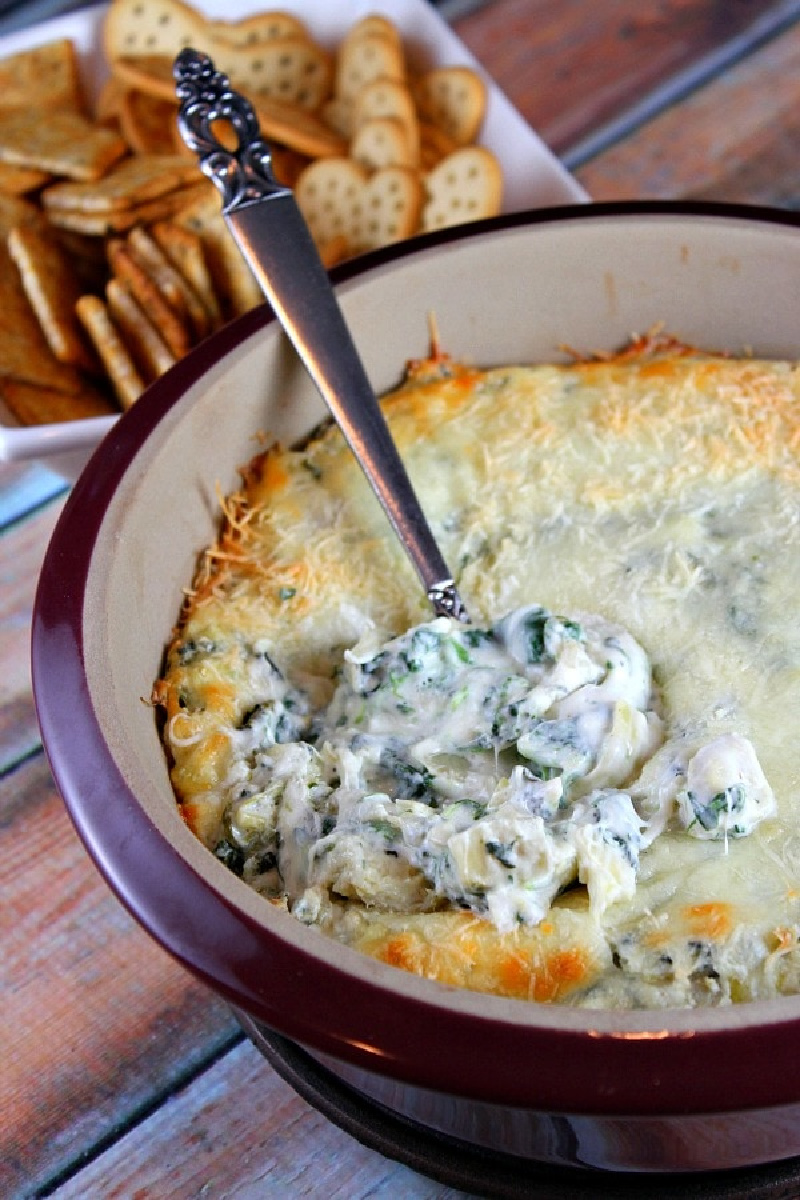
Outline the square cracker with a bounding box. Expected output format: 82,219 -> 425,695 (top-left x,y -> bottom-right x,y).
0,38 -> 84,113
0,192 -> 44,239
119,89 -> 179,155
151,219 -> 223,331
8,224 -> 97,372
41,154 -> 201,212
170,189 -> 262,318
0,377 -> 114,426
43,180 -> 212,235
0,109 -> 127,181
0,162 -> 52,196
76,294 -> 145,411
0,244 -> 87,393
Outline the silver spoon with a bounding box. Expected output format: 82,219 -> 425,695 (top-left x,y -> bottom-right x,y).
173,48 -> 467,622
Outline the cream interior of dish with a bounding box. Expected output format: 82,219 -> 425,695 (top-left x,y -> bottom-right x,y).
154,346 -> 800,1009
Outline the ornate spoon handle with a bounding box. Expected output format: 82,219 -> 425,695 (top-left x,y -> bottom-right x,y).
173,48 -> 467,622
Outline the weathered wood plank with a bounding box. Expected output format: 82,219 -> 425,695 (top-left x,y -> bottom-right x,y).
574,20 -> 800,203
453,0 -> 799,157
0,497 -> 66,770
0,754 -> 240,1199
49,1038 -> 469,1200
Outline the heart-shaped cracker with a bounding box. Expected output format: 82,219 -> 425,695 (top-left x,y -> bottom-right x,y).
104,0 -> 205,61
413,66 -> 487,147
335,33 -> 406,103
341,14 -> 402,50
422,146 -> 502,232
351,117 -> 417,171
208,10 -> 308,48
295,158 -> 423,255
353,77 -> 420,165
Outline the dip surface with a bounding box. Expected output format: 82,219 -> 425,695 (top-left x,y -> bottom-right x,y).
154,341 -> 800,1008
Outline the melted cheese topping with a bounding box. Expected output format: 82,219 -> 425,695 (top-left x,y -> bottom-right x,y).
154,344 -> 800,1009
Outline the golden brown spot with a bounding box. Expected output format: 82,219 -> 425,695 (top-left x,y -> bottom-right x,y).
682,902 -> 733,940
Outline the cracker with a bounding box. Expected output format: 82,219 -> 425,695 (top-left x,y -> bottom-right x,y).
0,377 -> 115,426
255,97 -> 347,160
127,224 -> 210,339
112,37 -> 333,111
109,54 -> 176,102
119,89 -> 179,155
421,146 -> 503,232
0,162 -> 51,196
151,219 -> 223,330
320,96 -> 354,140
76,293 -> 145,410
412,67 -> 487,147
215,38 -> 333,111
335,34 -> 405,103
0,108 -> 127,181
7,224 -> 96,371
95,74 -> 127,126
269,144 -> 311,189
104,0 -> 205,63
43,180 -> 212,235
351,117 -> 417,171
317,234 -> 351,270
41,154 -> 200,212
0,192 -> 44,237
106,276 -> 177,380
0,244 -> 86,393
418,120 -> 460,170
341,15 -> 402,50
107,237 -> 192,358
295,158 -> 423,255
353,77 -> 419,163
209,10 -> 309,47
170,189 -> 262,318
104,0 -> 309,61
0,38 -> 84,113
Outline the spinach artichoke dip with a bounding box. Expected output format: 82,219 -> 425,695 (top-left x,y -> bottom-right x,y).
153,334 -> 800,1010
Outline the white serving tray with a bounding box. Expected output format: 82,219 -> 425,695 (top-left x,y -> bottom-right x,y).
0,0 -> 586,480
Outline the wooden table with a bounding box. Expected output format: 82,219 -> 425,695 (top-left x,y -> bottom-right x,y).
2,2 -> 798,1196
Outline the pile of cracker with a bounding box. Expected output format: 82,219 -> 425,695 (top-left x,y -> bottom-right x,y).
0,0 -> 502,426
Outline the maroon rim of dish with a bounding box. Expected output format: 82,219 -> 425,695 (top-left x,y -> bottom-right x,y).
32,202 -> 800,1118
